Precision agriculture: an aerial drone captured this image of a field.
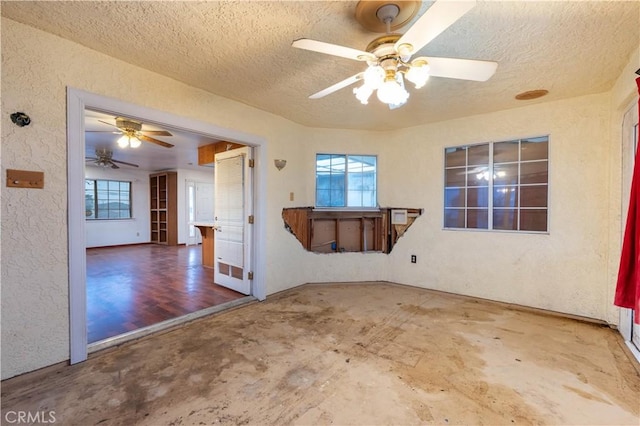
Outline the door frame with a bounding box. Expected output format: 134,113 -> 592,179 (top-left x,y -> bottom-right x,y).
67,87 -> 267,364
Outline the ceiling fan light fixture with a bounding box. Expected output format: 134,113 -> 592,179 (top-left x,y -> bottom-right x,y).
129,137 -> 142,148
396,43 -> 413,56
354,84 -> 374,104
363,65 -> 385,89
117,135 -> 130,148
117,132 -> 142,148
405,59 -> 430,89
294,0 -> 496,110
376,73 -> 409,105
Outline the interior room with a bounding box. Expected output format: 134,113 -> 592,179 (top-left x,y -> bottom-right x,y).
2,1 -> 639,424
83,109 -> 248,343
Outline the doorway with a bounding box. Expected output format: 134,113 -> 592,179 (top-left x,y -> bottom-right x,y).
186,181 -> 215,246
68,88 -> 267,364
187,181 -> 200,246
214,147 -> 253,295
620,99 -> 640,359
84,110 -> 251,343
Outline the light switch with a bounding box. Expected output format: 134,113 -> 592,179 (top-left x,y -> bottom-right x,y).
289,192 -> 294,201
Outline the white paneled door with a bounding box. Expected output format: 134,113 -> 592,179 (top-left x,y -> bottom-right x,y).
214,147 -> 253,295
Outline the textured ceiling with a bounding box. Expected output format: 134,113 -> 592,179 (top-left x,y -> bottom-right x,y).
2,1 -> 639,131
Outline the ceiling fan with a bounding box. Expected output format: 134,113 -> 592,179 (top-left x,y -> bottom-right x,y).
292,0 -> 497,109
85,149 -> 139,169
89,117 -> 174,148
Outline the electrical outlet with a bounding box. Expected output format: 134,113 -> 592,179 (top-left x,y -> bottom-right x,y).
411,255 -> 417,263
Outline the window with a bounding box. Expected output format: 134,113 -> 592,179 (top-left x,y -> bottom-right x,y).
85,179 -> 132,219
316,154 -> 377,208
444,136 -> 548,232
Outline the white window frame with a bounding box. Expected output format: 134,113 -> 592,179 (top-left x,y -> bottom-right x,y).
315,153 -> 378,209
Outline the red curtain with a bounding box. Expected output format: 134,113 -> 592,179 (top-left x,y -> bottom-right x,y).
615,77 -> 640,324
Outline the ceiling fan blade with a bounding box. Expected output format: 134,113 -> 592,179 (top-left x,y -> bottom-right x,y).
424,56 -> 498,81
292,39 -> 375,62
111,159 -> 140,168
85,157 -> 99,161
110,163 -> 120,169
96,119 -> 172,136
395,0 -> 476,56
142,130 -> 173,136
139,134 -> 174,148
309,73 -> 364,100
97,119 -> 121,129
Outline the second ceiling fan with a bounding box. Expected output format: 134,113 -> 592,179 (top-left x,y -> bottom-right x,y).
293,0 -> 497,109
86,149 -> 139,169
92,117 -> 175,148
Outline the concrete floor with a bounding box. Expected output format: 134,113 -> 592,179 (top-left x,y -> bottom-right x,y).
2,282 -> 639,425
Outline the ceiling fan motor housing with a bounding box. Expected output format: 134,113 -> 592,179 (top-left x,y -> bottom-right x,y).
115,117 -> 142,132
95,148 -> 113,159
365,34 -> 411,74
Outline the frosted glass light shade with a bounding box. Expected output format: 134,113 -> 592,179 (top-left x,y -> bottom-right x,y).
117,135 -> 130,148
129,137 -> 142,148
376,79 -> 409,105
363,66 -> 384,89
117,134 -> 142,148
405,62 -> 430,89
353,84 -> 374,104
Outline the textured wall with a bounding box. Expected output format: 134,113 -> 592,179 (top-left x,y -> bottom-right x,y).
606,46 -> 640,324
0,18 -> 391,379
2,20 -> 74,380
1,17 -> 632,379
383,93 -> 612,320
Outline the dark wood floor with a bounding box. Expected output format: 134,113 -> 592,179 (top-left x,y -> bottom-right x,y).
86,244 -> 244,343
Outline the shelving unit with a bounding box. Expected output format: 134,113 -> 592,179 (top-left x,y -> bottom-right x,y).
150,171 -> 178,245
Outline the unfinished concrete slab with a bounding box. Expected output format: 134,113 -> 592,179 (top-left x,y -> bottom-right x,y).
2,282 -> 639,425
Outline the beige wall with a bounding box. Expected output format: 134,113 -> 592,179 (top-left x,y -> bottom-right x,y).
606,46 -> 640,324
0,18 -> 391,379
1,17 -> 635,379
384,93 -> 612,319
